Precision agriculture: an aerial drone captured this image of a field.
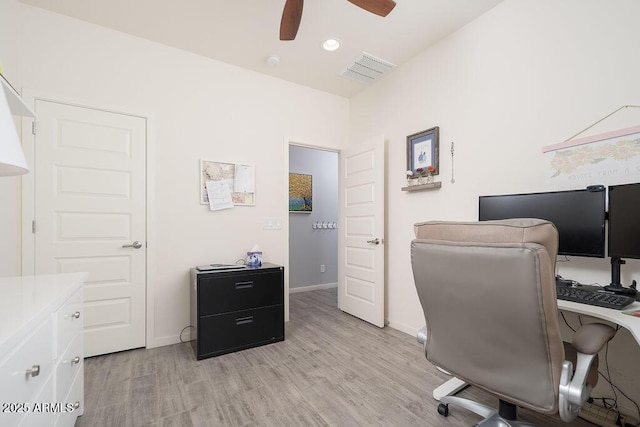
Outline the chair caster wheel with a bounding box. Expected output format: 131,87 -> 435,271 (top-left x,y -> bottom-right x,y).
437,403 -> 449,417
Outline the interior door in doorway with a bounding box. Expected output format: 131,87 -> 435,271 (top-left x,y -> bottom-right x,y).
338,135 -> 385,327
32,99 -> 147,357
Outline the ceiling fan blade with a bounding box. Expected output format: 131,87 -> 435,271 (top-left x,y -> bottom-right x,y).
280,0 -> 304,41
347,0 -> 396,17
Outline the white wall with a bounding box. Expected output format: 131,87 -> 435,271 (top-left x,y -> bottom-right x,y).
0,0 -> 23,276
0,1 -> 349,347
351,0 -> 640,334
350,0 -> 640,415
289,145 -> 338,289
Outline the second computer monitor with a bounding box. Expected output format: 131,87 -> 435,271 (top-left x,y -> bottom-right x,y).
479,187 -> 606,258
608,182 -> 640,260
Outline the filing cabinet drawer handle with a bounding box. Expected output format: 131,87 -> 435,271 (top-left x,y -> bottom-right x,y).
235,281 -> 254,290
25,365 -> 40,378
236,316 -> 254,326
71,356 -> 81,365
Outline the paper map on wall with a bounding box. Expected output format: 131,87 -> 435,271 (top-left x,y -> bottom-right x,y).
201,160 -> 255,206
543,126 -> 640,190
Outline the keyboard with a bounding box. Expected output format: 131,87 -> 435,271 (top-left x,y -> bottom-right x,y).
556,286 -> 635,310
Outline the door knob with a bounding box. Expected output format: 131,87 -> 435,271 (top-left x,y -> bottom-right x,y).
122,241 -> 143,249
367,238 -> 381,245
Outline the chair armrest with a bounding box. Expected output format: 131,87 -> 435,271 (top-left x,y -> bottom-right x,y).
572,323 -> 616,354
559,323 -> 616,422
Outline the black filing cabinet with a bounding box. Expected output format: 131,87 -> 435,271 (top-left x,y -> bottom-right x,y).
190,263 -> 284,360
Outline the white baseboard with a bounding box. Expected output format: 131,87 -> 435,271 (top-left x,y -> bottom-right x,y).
289,282 -> 337,294
386,319 -> 422,338
148,334 -> 181,349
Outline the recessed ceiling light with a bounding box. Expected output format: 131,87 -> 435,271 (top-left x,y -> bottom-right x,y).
265,54 -> 281,66
322,39 -> 341,52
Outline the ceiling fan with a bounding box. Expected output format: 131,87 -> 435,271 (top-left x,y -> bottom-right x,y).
280,0 -> 397,41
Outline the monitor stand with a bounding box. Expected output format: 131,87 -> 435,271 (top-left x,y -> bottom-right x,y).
604,257 -> 638,296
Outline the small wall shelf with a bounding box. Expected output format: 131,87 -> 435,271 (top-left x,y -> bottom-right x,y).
402,181 -> 442,192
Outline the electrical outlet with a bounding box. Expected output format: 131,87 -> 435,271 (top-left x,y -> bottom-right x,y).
320,264 -> 325,273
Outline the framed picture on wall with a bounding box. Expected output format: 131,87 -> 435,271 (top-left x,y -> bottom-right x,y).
407,126 -> 439,178
289,173 -> 312,212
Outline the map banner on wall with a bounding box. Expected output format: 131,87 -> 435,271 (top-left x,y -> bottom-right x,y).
200,160 -> 255,206
543,125 -> 640,190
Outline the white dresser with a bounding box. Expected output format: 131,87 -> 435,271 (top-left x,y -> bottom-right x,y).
0,273 -> 87,427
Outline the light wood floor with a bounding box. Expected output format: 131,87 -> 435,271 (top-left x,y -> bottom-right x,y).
77,288 -> 596,426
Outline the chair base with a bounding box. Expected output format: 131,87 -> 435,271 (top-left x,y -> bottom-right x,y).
439,396 -> 537,427
433,377 -> 468,400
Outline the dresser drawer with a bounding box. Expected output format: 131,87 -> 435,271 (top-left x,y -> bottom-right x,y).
20,373 -> 54,427
1,373 -> 52,427
0,316 -> 54,406
55,288 -> 83,357
55,366 -> 83,427
198,305 -> 284,358
198,270 -> 283,315
55,332 -> 82,401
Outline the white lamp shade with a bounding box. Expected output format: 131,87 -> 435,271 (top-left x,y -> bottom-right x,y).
0,84 -> 29,176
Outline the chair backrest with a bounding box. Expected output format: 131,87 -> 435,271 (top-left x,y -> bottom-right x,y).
411,219 -> 564,414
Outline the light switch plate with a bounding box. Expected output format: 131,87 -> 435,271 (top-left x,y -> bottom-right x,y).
263,217 -> 282,230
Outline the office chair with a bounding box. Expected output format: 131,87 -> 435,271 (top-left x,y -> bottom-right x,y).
411,219 -> 616,425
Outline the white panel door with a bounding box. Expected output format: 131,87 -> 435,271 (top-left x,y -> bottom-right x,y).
338,135 -> 385,327
33,100 -> 146,357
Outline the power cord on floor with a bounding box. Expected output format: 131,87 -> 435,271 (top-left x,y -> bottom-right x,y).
179,325 -> 194,343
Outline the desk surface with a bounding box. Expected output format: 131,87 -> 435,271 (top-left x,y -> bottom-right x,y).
558,299 -> 640,344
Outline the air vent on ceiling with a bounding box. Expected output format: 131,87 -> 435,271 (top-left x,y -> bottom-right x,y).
340,52 -> 396,84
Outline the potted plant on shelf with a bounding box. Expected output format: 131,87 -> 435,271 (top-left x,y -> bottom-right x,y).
406,170 -> 413,186
416,166 -> 435,185
424,165 -> 435,184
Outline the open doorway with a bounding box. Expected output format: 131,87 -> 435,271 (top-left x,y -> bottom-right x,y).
288,144 -> 339,296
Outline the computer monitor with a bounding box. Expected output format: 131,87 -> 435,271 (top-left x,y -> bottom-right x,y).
478,187 -> 606,258
608,183 -> 640,259
606,183 -> 640,292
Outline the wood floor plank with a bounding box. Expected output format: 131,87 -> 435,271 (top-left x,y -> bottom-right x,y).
77,288 -> 596,427
183,379 -> 221,425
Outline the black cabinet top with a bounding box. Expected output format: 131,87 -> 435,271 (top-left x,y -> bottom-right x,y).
192,263 -> 283,277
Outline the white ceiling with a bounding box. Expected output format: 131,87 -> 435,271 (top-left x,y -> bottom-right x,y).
19,0 -> 503,98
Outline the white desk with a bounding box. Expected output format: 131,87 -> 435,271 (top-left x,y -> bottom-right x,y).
432,299 -> 640,400
557,299 -> 640,343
